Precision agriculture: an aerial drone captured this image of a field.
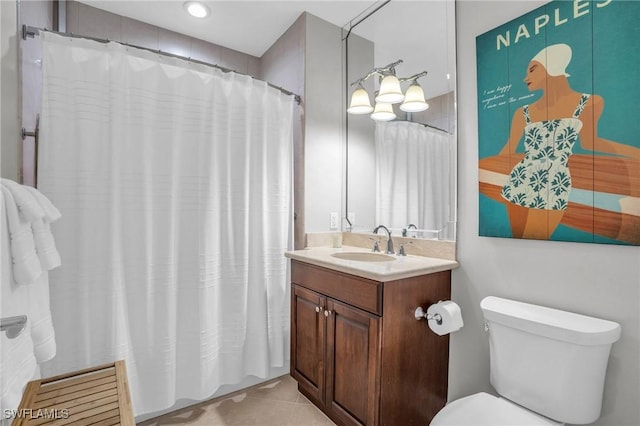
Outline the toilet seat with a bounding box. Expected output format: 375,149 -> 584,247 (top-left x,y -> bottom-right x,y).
430,392 -> 563,426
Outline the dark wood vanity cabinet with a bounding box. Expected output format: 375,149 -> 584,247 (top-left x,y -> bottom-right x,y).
290,260 -> 452,426
293,284 -> 380,425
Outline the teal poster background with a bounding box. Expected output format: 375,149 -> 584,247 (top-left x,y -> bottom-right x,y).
476,0 -> 640,245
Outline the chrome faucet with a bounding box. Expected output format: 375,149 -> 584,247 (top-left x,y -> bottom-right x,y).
373,225 -> 394,254
402,223 -> 417,237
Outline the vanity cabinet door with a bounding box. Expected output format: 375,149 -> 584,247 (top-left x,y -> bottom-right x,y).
325,298 -> 381,426
291,284 -> 326,404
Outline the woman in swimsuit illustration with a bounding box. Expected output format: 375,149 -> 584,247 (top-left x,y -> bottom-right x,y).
499,43 -> 640,240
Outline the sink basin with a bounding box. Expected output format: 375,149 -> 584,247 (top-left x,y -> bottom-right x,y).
331,252 -> 396,262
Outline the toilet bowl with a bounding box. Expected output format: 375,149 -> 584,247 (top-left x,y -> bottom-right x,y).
430,296 -> 621,426
430,392 -> 562,426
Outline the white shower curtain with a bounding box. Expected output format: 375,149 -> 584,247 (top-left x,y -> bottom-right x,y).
37,33 -> 294,416
375,121 -> 454,236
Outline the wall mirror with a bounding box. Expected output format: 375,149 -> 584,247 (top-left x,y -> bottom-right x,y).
343,0 -> 457,240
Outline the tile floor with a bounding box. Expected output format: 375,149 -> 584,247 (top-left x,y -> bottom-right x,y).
138,375 -> 336,425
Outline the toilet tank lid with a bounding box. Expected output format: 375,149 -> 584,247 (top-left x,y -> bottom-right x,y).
481,296 -> 621,346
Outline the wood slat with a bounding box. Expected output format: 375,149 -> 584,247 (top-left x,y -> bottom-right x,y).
33,387 -> 118,411
28,396 -> 118,426
37,370 -> 115,395
34,376 -> 117,403
39,364 -> 116,385
13,381 -> 42,426
59,409 -> 119,426
564,203 -> 640,244
90,415 -> 121,426
44,401 -> 120,426
114,361 -> 135,426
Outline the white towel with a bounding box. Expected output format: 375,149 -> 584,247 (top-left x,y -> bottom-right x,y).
0,182 -> 60,412
31,219 -> 61,271
24,186 -> 61,270
0,182 -> 62,279
0,194 -> 38,413
24,186 -> 61,223
27,271 -> 57,363
1,178 -> 44,223
0,331 -> 38,413
0,187 -> 42,285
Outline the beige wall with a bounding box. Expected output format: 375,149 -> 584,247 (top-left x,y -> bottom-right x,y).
303,14 -> 344,233
344,32 -> 375,233
452,2 -> 640,425
259,14 -> 306,249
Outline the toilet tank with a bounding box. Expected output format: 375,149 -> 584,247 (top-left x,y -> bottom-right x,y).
481,296 -> 621,425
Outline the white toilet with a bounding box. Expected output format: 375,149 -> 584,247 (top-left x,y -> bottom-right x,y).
431,296 -> 621,426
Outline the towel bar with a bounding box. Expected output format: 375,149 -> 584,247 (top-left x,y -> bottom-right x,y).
21,114 -> 39,187
0,315 -> 27,339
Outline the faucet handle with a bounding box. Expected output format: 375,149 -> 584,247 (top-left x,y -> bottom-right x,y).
368,237 -> 380,252
397,240 -> 414,256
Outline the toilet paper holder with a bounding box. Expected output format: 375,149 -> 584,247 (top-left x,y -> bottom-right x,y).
414,307 -> 442,325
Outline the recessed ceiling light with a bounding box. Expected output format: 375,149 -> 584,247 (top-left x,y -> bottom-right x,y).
184,1 -> 209,18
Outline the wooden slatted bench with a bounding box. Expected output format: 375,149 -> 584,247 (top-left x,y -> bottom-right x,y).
13,361 -> 134,426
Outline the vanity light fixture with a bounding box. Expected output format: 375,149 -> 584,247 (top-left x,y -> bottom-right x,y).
348,60 -> 429,120
184,1 -> 210,18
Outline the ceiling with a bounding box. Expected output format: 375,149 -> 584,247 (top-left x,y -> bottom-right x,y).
78,0 -> 456,98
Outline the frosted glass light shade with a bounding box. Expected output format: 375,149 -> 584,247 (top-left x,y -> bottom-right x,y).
347,88 -> 374,114
371,102 -> 396,121
400,82 -> 429,112
376,75 -> 404,104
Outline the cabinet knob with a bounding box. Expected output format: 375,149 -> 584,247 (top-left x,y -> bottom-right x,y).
315,306 -> 322,313
324,310 -> 332,317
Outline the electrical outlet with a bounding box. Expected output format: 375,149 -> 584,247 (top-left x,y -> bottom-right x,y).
330,212 -> 339,230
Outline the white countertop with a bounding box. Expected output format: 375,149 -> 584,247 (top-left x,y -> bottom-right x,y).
285,245 -> 459,281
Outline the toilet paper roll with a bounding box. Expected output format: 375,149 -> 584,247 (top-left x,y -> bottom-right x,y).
427,300 -> 464,336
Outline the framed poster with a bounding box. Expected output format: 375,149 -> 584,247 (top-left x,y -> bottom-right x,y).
477,0 -> 640,245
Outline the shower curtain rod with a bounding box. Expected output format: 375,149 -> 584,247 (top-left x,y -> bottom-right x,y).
22,25 -> 301,105
401,119 -> 451,135
418,122 -> 451,134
